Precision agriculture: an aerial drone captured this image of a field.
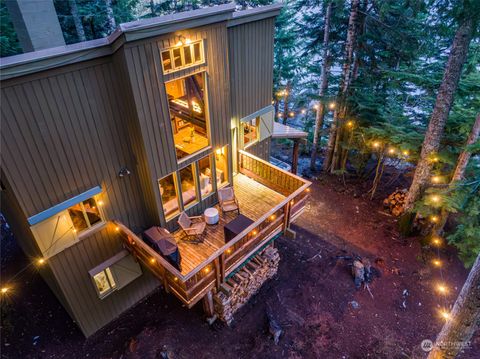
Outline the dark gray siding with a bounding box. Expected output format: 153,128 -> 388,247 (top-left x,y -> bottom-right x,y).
228,18 -> 275,121
0,58 -> 159,336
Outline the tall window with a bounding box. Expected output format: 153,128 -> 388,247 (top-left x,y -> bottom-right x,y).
242,118 -> 259,147
159,174 -> 180,219
198,155 -> 214,198
179,164 -> 198,208
161,41 -> 204,74
166,73 -> 210,160
68,198 -> 102,233
215,146 -> 229,188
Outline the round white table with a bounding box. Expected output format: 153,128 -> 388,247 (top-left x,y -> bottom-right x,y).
204,207 -> 219,225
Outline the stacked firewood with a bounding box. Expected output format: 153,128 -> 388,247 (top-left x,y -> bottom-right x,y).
383,189 -> 407,216
214,245 -> 280,325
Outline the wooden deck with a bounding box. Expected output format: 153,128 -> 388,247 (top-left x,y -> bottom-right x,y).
174,173 -> 285,275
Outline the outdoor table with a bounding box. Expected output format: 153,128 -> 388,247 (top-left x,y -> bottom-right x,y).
224,214 -> 254,243
204,207 -> 219,225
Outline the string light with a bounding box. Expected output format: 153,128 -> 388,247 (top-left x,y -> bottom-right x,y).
277,113 -> 283,118
372,141 -> 381,148
98,200 -> 104,206
430,195 -> 441,204
289,111 -> 294,117
402,150 -> 409,156
204,267 -> 210,274
328,102 -> 335,110
436,284 -> 448,294
347,121 -> 354,128
37,258 -> 46,266
226,248 -> 232,254
115,226 -> 120,232
270,214 -> 276,220
388,148 -> 396,154
431,176 -> 441,184
313,104 -> 319,110
430,215 -> 439,223
432,237 -> 442,246
301,109 -> 306,114
252,230 -> 258,236
432,259 -> 441,267
440,310 -> 450,320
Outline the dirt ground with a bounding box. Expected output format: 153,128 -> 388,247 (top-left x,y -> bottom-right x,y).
1,152 -> 479,358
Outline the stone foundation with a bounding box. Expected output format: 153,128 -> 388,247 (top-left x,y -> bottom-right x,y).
213,245 -> 280,324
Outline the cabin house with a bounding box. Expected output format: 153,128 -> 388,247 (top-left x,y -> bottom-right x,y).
0,4 -> 310,337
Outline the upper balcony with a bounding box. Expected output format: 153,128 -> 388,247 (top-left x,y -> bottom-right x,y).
116,150 -> 311,307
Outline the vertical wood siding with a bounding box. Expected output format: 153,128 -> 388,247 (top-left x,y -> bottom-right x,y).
228,19 -> 275,122
1,58 -> 160,336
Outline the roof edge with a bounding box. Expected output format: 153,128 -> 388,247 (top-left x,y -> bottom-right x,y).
228,3 -> 283,27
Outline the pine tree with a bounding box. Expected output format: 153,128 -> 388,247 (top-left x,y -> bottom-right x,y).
403,11 -> 476,211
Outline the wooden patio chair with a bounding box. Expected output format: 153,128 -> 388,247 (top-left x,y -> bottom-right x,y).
177,212 -> 206,242
218,186 -> 240,215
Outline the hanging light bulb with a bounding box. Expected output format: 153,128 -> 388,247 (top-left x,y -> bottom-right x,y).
313,104 -> 319,110
328,102 -> 335,110
289,111 -> 295,117
402,150 -> 409,156
347,121 -> 354,127
372,141 -> 381,148
301,109 -> 306,114
431,176 -> 442,184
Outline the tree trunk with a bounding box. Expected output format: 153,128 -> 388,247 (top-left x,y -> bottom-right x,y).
403,17 -> 474,211
434,113 -> 480,234
69,0 -> 86,42
324,0 -> 360,172
451,113 -> 480,182
310,1 -> 333,171
282,82 -> 291,125
428,252 -> 480,359
104,0 -> 116,34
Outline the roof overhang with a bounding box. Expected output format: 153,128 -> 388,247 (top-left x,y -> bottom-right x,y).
0,4 -> 282,81
272,122 -> 308,139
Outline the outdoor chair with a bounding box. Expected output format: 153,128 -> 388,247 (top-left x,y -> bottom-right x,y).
177,212 -> 206,242
218,187 -> 240,215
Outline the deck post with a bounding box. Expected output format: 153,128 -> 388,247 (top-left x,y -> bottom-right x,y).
202,289 -> 215,317
291,139 -> 300,174
283,201 -> 291,234
214,257 -> 223,290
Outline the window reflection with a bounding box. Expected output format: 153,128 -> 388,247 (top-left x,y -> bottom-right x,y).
215,146 -> 229,188
198,156 -> 213,198
160,174 -> 180,219
243,118 -> 258,147
179,165 -> 198,208
68,198 -> 102,233
166,73 -> 209,160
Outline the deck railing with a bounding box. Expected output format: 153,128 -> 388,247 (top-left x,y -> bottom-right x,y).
117,150 -> 311,307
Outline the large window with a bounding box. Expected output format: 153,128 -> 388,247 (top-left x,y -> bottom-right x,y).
160,174 -> 180,219
242,118 -> 259,147
166,73 -> 210,160
215,146 -> 229,188
179,164 -> 198,208
198,155 -> 214,198
68,198 -> 102,233
161,40 -> 204,74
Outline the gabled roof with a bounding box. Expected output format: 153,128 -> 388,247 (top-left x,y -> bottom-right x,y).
0,3 -> 282,81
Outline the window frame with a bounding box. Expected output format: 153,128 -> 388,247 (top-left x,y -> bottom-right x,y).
161,40 -> 205,74
159,173 -> 182,221
177,163 -> 199,210
68,197 -> 105,238
92,267 -> 117,299
242,118 -> 260,149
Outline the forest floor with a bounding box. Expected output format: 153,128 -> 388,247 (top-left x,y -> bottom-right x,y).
1,145 -> 479,359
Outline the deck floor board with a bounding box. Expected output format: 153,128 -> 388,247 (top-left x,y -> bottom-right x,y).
174,174 -> 285,275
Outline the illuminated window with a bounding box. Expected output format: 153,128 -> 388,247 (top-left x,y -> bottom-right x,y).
179,164 -> 198,208
242,118 -> 259,147
198,155 -> 214,198
67,197 -> 103,233
93,268 -> 116,298
159,174 -> 180,219
166,73 -> 210,160
215,146 -> 229,188
161,40 -> 204,74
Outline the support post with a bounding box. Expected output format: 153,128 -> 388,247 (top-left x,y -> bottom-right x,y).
202,290 -> 215,317
292,139 -> 300,174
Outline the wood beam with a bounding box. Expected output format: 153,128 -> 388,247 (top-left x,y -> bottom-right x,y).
292,139 -> 300,174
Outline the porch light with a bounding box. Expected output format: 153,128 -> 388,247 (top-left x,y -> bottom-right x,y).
204,267 -> 210,274
150,258 -> 156,264
98,200 -> 104,206
226,248 -> 232,254
270,214 -> 276,220
1,287 -> 9,294
252,230 -> 258,236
